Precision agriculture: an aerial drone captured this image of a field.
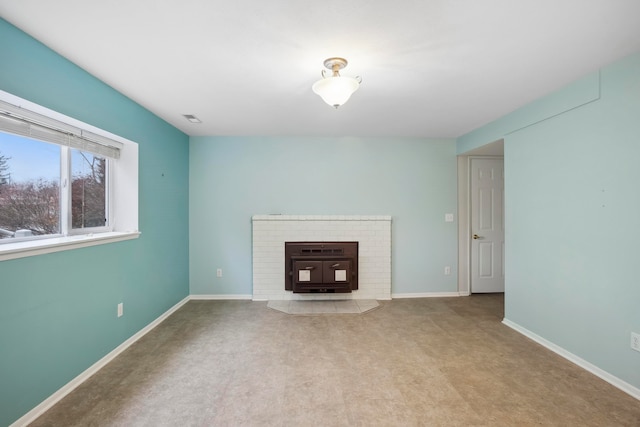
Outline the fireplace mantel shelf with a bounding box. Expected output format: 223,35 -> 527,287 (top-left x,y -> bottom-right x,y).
252,215 -> 391,221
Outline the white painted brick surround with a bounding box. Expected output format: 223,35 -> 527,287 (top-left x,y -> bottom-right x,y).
252,215 -> 392,301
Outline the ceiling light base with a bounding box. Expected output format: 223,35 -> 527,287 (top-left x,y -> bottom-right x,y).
323,57 -> 348,72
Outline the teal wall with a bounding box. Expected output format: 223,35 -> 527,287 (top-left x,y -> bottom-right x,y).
0,19 -> 190,426
189,136 -> 458,296
460,52 -> 640,390
457,72 -> 601,155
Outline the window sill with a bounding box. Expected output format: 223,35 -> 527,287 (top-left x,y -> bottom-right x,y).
0,231 -> 141,262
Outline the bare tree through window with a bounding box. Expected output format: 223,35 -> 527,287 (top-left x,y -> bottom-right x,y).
71,150 -> 106,229
0,144 -> 60,239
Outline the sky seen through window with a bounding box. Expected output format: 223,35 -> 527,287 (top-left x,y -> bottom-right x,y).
0,132 -> 61,182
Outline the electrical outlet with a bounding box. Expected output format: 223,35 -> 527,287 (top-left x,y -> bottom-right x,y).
216,268 -> 223,278
117,303 -> 123,318
631,332 -> 640,352
444,266 -> 451,276
445,213 -> 454,222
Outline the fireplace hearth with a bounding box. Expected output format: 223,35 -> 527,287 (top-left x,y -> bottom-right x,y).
284,241 -> 358,293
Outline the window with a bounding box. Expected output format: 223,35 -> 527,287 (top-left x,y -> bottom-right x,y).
0,91 -> 139,260
71,149 -> 107,230
0,135 -> 61,239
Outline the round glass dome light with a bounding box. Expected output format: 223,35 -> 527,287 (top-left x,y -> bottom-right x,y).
312,57 -> 361,109
312,75 -> 361,109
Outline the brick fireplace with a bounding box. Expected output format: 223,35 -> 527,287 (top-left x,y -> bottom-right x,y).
252,215 -> 391,300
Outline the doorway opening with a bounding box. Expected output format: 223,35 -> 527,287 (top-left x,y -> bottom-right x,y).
457,139 -> 504,295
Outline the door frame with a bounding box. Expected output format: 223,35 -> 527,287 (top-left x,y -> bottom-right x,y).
457,154 -> 504,295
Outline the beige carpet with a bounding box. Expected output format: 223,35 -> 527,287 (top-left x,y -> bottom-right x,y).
267,299 -> 379,314
30,295 -> 640,426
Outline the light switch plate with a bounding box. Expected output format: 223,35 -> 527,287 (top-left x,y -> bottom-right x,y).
445,213 -> 454,222
632,332 -> 640,352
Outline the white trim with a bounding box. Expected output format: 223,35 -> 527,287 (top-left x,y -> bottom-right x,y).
457,155 -> 470,295
503,318 -> 640,401
251,214 -> 391,221
391,292 -> 462,299
190,294 -> 252,300
10,296 -> 191,427
0,231 -> 141,262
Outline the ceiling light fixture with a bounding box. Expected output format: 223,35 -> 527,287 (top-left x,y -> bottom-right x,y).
312,57 -> 361,109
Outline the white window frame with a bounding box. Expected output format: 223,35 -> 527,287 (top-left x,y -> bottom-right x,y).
0,90 -> 139,261
65,147 -> 111,236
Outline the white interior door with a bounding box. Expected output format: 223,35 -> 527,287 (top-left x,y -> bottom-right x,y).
470,157 -> 504,293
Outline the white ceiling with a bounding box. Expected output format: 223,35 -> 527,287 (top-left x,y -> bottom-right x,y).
1,1 -> 640,138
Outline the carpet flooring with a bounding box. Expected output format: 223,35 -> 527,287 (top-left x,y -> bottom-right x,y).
30,295 -> 640,426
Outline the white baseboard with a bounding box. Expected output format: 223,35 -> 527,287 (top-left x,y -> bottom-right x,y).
392,292 -> 462,299
190,294 -> 252,300
502,318 -> 640,401
10,296 -> 191,427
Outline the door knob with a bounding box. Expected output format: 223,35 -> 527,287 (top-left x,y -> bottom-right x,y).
473,234 -> 481,240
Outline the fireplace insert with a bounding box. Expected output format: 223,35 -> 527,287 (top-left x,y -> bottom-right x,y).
284,241 -> 358,293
